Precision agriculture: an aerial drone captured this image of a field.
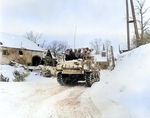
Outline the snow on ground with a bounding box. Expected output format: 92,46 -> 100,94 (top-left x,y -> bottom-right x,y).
0,65 -> 101,118
0,73 -> 101,118
0,64 -> 30,82
0,75 -> 60,118
91,44 -> 150,118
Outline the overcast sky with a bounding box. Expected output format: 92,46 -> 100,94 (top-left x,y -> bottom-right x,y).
0,0 -> 150,54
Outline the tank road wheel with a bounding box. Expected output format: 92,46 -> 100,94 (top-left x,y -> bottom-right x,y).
57,72 -> 65,86
72,79 -> 78,85
95,71 -> 100,82
97,71 -> 100,81
94,72 -> 97,81
85,72 -> 94,87
63,77 -> 72,85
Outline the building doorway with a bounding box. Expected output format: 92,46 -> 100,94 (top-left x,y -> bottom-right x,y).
32,56 -> 41,66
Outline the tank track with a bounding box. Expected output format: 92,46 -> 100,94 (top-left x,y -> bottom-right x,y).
57,72 -> 100,87
85,72 -> 100,87
96,71 -> 100,82
57,72 -> 66,86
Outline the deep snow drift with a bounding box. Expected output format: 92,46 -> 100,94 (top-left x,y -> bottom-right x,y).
0,64 -> 30,82
91,44 -> 150,118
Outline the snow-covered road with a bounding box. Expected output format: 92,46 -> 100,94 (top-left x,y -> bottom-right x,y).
0,76 -> 101,118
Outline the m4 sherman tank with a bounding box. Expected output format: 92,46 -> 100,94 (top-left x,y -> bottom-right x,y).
56,56 -> 100,87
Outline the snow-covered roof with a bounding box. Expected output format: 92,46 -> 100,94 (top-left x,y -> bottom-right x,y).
92,54 -> 107,62
0,32 -> 46,52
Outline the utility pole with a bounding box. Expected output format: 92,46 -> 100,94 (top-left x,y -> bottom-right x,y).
111,46 -> 115,70
126,0 -> 140,50
74,25 -> 77,49
126,0 -> 130,51
130,0 -> 140,47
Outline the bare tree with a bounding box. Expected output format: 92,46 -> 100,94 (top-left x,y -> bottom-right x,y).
24,31 -> 42,44
90,38 -> 102,54
135,0 -> 150,45
104,39 -> 111,59
61,41 -> 69,53
144,30 -> 150,43
46,40 -> 69,58
131,35 -> 138,48
104,39 -> 111,51
40,40 -> 46,48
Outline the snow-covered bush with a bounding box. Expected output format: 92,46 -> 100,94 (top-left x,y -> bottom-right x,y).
0,74 -> 9,82
13,70 -> 29,82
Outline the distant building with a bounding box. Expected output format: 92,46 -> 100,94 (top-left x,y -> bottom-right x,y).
92,46 -> 109,69
0,32 -> 48,66
42,49 -> 57,67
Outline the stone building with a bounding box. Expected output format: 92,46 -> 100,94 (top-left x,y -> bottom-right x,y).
0,32 -> 47,66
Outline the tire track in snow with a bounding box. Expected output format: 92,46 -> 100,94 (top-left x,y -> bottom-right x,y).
55,86 -> 101,118
15,85 -> 72,118
0,81 -> 101,118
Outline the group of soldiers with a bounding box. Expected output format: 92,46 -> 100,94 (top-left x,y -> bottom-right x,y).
65,48 -> 93,60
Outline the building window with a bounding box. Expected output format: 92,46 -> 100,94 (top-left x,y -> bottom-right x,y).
2,50 -> 7,55
19,51 -> 23,55
102,52 -> 106,57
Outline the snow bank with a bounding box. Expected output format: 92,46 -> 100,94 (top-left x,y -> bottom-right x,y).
91,44 -> 150,118
0,64 -> 30,82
